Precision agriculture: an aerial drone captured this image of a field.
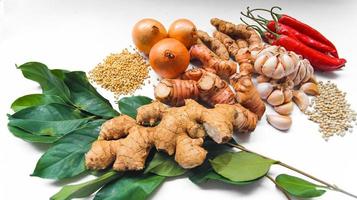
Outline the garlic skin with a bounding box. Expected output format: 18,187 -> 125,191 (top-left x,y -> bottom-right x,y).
266,114 -> 292,130
254,45 -> 299,80
287,58 -> 314,86
257,82 -> 274,99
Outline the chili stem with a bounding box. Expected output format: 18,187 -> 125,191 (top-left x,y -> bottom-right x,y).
227,142 -> 357,199
266,174 -> 292,200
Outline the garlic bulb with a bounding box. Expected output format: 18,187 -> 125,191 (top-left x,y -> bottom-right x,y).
287,58 -> 314,86
254,45 -> 299,80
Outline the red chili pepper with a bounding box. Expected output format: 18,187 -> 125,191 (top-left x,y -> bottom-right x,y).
247,7 -> 339,57
271,34 -> 345,71
266,21 -> 338,57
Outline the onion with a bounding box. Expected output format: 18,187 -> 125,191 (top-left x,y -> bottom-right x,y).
149,38 -> 190,78
168,19 -> 197,49
132,18 -> 167,55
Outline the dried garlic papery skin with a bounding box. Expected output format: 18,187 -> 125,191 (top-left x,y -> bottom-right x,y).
254,45 -> 299,80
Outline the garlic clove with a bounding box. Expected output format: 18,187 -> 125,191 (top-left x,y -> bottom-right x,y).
274,102 -> 294,115
267,89 -> 285,106
293,90 -> 309,111
280,53 -> 295,75
272,62 -> 285,80
266,114 -> 292,131
254,54 -> 269,74
257,82 -> 274,99
283,89 -> 293,103
300,82 -> 319,96
262,56 -> 278,77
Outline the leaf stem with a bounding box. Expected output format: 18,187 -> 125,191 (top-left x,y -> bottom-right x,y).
265,174 -> 291,200
227,143 -> 357,199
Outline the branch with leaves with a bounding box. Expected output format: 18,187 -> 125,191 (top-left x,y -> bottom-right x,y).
7,62 -> 357,200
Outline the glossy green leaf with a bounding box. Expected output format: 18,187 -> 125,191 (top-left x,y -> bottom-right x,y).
94,173 -> 165,200
51,171 -> 121,200
8,125 -> 60,143
118,96 -> 152,119
18,62 -> 71,102
32,120 -> 105,180
144,152 -> 186,177
210,151 -> 276,182
9,103 -> 90,137
62,71 -> 119,118
276,174 -> 326,198
189,160 -> 255,185
11,94 -> 65,112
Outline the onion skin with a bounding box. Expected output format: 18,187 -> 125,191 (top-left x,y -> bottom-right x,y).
168,19 -> 198,49
149,38 -> 190,78
132,18 -> 167,55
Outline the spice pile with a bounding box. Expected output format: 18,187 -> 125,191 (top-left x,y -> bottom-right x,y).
306,81 -> 356,140
89,49 -> 149,97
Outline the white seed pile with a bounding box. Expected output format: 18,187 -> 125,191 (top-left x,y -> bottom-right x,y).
305,81 -> 356,140
89,49 -> 149,97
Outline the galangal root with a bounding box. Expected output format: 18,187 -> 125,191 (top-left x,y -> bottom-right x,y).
85,99 -> 257,171
197,30 -> 230,61
155,68 -> 235,107
190,44 -> 237,80
211,18 -> 264,57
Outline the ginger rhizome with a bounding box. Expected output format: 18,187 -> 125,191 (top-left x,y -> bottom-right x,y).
197,30 -> 230,61
85,100 -> 257,171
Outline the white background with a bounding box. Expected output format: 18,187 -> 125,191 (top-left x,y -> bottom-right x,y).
1,0 -> 357,199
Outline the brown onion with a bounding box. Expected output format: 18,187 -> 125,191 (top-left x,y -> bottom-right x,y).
149,38 -> 190,78
168,19 -> 197,49
132,18 -> 167,54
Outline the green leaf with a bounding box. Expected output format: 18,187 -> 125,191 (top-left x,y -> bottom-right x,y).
18,62 -> 71,103
11,94 -> 65,112
276,174 -> 326,198
51,171 -> 121,200
144,152 -> 186,177
9,103 -> 90,137
8,125 -> 60,143
32,120 -> 105,180
189,160 -> 254,185
94,173 -> 165,200
118,96 -> 152,119
62,71 -> 119,118
210,151 -> 276,182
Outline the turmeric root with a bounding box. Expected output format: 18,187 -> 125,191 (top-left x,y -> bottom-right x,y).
85,99 -> 258,171
155,69 -> 236,107
213,31 -> 254,74
197,30 -> 230,60
211,18 -> 263,56
190,44 -> 237,80
230,73 -> 266,119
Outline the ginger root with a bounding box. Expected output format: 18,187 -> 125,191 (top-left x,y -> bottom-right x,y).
85,99 -> 258,171
197,30 -> 230,60
155,69 -> 236,107
190,44 -> 237,80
